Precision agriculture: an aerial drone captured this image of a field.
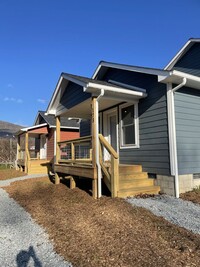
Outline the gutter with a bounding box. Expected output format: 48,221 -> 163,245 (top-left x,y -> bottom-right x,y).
168,78 -> 187,198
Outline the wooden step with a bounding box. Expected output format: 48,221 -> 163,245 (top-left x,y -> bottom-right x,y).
119,178 -> 154,190
119,164 -> 142,174
119,172 -> 148,180
118,185 -> 160,198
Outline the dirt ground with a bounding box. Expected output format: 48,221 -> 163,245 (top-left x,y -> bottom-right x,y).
3,175 -> 200,267
0,169 -> 26,180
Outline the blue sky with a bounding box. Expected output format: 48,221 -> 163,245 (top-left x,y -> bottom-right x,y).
0,0 -> 200,126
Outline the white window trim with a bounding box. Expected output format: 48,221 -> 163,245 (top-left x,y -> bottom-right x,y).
119,102 -> 139,149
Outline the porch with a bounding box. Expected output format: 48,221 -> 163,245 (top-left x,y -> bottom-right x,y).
46,73 -> 160,198
16,124 -> 51,175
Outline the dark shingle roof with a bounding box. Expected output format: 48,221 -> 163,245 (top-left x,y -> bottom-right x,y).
62,73 -> 129,89
37,111 -> 79,128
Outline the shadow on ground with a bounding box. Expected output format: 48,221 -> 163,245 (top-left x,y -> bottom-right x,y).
16,246 -> 42,267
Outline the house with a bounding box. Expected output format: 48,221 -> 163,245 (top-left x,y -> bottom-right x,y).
46,38 -> 200,198
16,111 -> 79,174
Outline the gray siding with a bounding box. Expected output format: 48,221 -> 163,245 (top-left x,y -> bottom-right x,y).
57,81 -> 91,114
175,87 -> 200,174
173,43 -> 200,77
101,68 -> 170,175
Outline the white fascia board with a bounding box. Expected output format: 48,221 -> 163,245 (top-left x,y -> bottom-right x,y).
50,126 -> 79,130
164,39 -> 200,70
85,82 -> 147,98
93,61 -> 168,79
20,123 -> 48,132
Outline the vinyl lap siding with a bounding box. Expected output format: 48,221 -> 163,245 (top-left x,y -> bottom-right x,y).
80,120 -> 91,137
57,82 -> 90,114
101,68 -> 170,175
173,43 -> 200,77
175,87 -> 200,174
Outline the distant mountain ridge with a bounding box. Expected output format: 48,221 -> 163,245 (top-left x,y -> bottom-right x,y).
0,120 -> 23,138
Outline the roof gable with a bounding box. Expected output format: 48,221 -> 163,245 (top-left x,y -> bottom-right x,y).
164,38 -> 200,71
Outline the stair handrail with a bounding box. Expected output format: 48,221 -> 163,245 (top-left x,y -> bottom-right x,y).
98,134 -> 119,197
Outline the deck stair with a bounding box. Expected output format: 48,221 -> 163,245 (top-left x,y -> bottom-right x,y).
103,164 -> 160,198
27,160 -> 50,175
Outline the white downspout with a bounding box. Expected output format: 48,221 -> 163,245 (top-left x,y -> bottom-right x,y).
95,89 -> 105,198
168,77 -> 186,198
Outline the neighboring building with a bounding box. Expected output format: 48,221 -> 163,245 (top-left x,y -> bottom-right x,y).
16,111 -> 79,174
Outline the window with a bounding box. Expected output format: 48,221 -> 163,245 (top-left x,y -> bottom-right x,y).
120,103 -> 139,148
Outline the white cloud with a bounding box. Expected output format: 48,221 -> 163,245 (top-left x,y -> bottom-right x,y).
37,98 -> 46,104
3,97 -> 23,103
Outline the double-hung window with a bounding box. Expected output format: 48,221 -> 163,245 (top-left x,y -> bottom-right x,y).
119,103 -> 139,148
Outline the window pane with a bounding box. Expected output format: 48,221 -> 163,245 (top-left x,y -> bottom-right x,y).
123,125 -> 135,145
121,105 -> 134,126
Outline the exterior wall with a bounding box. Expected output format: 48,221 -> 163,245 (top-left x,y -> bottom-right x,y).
47,129 -> 54,162
100,68 -> 170,176
57,81 -> 91,114
173,43 -> 200,77
80,119 -> 91,137
175,87 -> 200,174
155,174 -> 200,196
47,129 -> 79,162
60,129 -> 79,141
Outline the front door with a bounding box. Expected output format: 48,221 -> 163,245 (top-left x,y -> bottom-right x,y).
104,109 -> 118,160
40,135 -> 47,159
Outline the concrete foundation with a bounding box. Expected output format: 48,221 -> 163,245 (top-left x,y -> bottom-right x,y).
154,174 -> 200,196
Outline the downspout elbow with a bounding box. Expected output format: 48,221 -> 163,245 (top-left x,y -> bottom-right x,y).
172,77 -> 187,92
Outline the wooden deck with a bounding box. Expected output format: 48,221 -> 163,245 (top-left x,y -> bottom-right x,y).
54,135 -> 160,198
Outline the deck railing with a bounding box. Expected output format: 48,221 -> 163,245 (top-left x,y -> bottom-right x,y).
18,149 -> 39,160
99,134 -> 119,197
57,134 -> 119,196
57,136 -> 93,165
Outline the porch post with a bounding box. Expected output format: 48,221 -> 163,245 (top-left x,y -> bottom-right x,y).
16,136 -> 20,170
55,116 -> 61,184
25,132 -> 29,173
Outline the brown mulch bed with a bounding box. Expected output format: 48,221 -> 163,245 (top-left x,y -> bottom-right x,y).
4,177 -> 200,267
180,189 -> 200,205
0,169 -> 26,180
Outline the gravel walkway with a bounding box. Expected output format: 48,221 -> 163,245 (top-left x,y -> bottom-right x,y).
0,175 -> 72,267
127,195 -> 200,235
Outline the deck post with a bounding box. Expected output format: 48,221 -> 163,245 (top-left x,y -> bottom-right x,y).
55,116 -> 61,185
111,156 -> 119,198
70,176 -> 76,189
92,179 -> 97,199
16,136 -> 20,170
25,132 -> 29,173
